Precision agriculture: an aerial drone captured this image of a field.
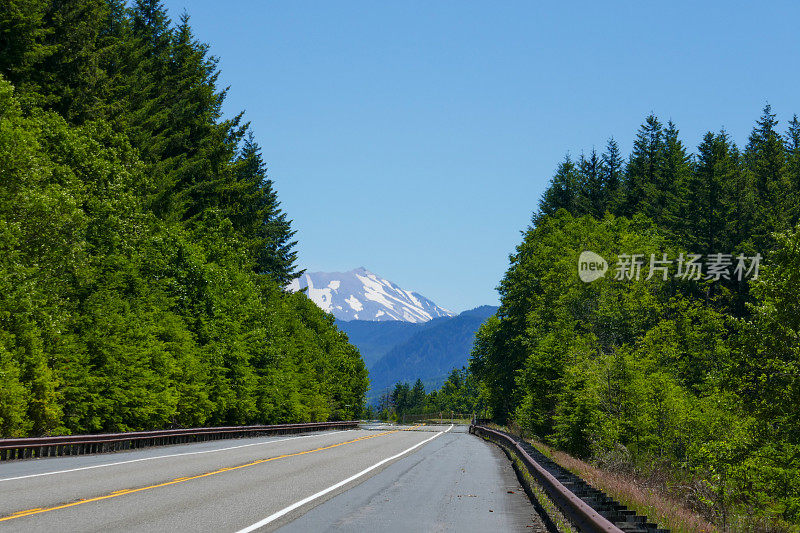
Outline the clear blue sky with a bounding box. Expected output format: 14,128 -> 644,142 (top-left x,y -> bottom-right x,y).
162,0 -> 798,313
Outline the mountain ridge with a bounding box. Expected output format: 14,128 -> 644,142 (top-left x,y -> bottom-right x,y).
335,305 -> 499,402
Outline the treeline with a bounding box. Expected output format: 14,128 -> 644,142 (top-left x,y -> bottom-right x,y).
0,1 -> 368,437
370,369 -> 483,419
471,109 -> 800,526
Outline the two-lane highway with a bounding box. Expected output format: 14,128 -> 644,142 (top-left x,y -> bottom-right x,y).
0,424 -> 543,532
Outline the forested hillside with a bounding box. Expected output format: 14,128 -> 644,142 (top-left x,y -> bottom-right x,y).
0,1 -> 368,437
334,319 -> 422,367
367,305 -> 497,399
471,110 -> 800,526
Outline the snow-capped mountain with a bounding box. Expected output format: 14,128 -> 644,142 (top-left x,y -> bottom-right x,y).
287,267 -> 454,323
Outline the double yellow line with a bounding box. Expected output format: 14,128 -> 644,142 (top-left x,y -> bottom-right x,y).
1,425 -> 420,523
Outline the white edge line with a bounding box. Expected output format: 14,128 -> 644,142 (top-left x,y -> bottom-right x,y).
235,424 -> 454,533
0,430 -> 350,483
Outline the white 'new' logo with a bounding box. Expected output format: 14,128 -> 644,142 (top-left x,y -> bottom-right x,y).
578,251 -> 608,282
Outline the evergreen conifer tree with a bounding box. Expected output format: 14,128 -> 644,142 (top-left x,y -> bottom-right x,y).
234,132 -> 302,284
622,114 -> 664,218
745,104 -> 787,250
600,137 -> 624,214
535,155 -> 578,223
688,132 -> 733,254
785,115 -> 800,225
576,149 -> 604,218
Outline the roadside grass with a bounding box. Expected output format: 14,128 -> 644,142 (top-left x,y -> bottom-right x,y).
528,440 -> 800,533
508,451 -> 576,533
484,423 -> 717,533
531,439 -> 716,533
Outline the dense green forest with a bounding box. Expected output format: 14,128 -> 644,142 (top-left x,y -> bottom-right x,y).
470,109 -> 800,526
0,0 -> 368,437
372,368 -> 484,420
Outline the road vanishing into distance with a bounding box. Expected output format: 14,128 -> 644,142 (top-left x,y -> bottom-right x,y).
0,424 -> 542,532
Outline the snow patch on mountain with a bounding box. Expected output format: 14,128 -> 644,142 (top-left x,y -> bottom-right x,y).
289,267 -> 454,323
346,295 -> 363,311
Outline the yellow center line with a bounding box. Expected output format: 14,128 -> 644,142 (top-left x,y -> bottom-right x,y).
0,425 -> 422,523
11,508 -> 42,515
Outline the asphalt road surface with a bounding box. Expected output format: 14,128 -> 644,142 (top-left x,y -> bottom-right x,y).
0,424 -> 543,532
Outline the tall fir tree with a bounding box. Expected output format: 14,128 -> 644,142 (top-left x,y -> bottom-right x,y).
410,378 -> 426,409
0,0 -> 54,110
600,137 -> 624,214
535,155 -> 579,224
688,131 -> 734,254
234,132 -> 302,285
122,0 -> 175,213
576,149 -> 605,218
164,12 -> 244,223
622,114 -> 664,218
723,143 -> 753,253
786,115 -> 800,226
744,104 -> 787,251
660,120 -> 692,241
39,0 -> 112,122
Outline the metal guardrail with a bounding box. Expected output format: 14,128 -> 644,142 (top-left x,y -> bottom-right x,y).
471,424 -> 624,533
0,421 -> 359,461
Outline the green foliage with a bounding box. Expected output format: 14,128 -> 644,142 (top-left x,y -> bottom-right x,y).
385,368 -> 485,417
0,0 -> 368,436
473,107 -> 800,525
724,226 -> 800,517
